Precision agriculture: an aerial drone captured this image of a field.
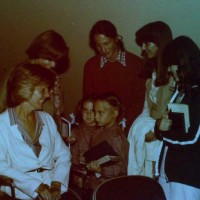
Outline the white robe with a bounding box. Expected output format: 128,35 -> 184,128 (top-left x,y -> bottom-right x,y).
128,73 -> 162,177
0,110 -> 71,199
127,95 -> 161,177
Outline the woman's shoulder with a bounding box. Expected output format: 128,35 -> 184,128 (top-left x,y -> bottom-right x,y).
0,109 -> 10,123
0,110 -> 13,133
37,111 -> 54,122
0,109 -> 8,117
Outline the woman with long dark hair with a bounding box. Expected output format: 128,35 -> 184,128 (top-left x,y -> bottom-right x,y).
155,36 -> 200,200
128,21 -> 174,178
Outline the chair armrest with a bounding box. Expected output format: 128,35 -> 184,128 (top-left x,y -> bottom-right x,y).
0,175 -> 14,186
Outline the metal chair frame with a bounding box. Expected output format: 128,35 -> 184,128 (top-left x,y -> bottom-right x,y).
0,175 -> 15,199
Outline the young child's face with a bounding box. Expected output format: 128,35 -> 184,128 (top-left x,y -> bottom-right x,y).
82,101 -> 96,127
94,100 -> 118,128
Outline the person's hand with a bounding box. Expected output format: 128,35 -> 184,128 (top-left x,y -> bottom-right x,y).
36,183 -> 52,200
145,130 -> 157,142
50,182 -> 61,200
151,103 -> 157,110
158,111 -> 172,131
64,135 -> 76,144
79,152 -> 86,165
86,160 -> 102,173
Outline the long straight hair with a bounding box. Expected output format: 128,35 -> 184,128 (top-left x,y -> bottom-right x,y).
159,36 -> 200,90
135,21 -> 172,81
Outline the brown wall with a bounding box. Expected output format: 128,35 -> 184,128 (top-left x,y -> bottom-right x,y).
1,0 -> 200,115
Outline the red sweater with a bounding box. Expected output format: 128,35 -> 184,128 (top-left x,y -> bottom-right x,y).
83,51 -> 145,131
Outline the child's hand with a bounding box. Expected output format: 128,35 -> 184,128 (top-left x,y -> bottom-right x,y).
79,152 -> 86,165
145,130 -> 156,142
64,135 -> 76,144
86,160 -> 102,173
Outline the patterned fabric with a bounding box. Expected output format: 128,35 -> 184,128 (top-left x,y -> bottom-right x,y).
8,108 -> 44,156
100,50 -> 126,68
51,75 -> 64,115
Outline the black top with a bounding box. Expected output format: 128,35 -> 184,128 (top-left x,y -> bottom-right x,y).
156,86 -> 200,188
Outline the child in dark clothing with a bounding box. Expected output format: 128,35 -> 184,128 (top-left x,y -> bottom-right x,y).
86,93 -> 129,190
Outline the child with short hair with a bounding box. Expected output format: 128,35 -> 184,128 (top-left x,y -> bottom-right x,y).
86,93 -> 129,190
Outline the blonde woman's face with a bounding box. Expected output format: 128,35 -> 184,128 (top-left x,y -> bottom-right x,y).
82,101 -> 96,127
27,85 -> 50,110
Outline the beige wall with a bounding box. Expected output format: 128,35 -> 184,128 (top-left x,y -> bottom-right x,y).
0,0 -> 200,114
